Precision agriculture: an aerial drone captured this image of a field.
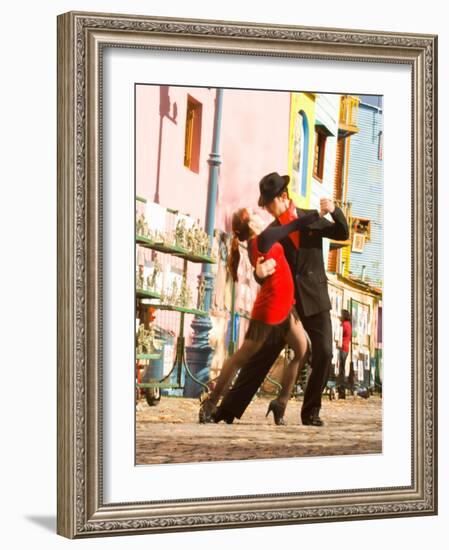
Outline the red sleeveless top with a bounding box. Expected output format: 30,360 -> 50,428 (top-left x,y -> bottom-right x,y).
248,237 -> 295,325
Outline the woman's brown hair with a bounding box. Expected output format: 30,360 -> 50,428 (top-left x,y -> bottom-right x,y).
227,208 -> 251,282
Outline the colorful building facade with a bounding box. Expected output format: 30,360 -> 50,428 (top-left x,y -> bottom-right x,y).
324,96 -> 383,389
346,99 -> 384,286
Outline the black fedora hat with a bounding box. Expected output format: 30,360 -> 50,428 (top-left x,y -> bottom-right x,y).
258,172 -> 290,207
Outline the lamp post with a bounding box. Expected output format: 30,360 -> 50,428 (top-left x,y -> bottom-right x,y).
184,88 -> 224,397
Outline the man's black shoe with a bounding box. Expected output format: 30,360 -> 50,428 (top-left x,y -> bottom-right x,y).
301,408 -> 324,427
212,407 -> 235,424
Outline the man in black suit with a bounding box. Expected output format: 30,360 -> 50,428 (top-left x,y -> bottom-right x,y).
215,172 -> 349,426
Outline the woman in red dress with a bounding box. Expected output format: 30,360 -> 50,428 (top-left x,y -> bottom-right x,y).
199,207 -> 319,425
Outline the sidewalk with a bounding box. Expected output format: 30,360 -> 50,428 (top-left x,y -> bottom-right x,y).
136,393 -> 382,465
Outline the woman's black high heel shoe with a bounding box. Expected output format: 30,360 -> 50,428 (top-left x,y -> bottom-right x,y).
198,396 -> 217,424
266,399 -> 286,426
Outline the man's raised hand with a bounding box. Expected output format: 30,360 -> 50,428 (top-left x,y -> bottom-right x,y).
320,197 -> 336,216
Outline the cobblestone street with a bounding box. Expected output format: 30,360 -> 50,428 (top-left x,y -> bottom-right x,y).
136,394 -> 382,464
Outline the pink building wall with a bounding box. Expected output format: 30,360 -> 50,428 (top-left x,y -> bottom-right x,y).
136,85 -> 291,229
136,85 -> 216,223
216,87 -> 291,230
136,85 -> 292,348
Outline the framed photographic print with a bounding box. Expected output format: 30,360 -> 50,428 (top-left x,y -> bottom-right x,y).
57,11 -> 438,538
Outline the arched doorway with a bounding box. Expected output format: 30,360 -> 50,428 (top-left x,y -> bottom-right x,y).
291,110 -> 309,197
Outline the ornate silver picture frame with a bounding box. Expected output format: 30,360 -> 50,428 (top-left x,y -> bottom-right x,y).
57,11 -> 437,538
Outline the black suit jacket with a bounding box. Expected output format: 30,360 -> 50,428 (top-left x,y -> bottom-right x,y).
257,207 -> 349,318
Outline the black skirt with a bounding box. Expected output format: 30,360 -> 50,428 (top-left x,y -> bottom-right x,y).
244,306 -> 300,348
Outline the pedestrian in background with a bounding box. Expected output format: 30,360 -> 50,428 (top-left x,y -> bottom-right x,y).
337,309 -> 352,399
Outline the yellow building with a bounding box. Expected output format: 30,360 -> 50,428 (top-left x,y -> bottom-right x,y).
287,92 -> 316,208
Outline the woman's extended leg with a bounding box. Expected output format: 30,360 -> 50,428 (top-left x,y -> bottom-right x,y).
277,313 -> 308,408
265,312 -> 308,425
208,338 -> 264,405
199,338 -> 263,423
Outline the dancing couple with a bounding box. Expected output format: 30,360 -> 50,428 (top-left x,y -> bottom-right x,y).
199,171 -> 349,426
